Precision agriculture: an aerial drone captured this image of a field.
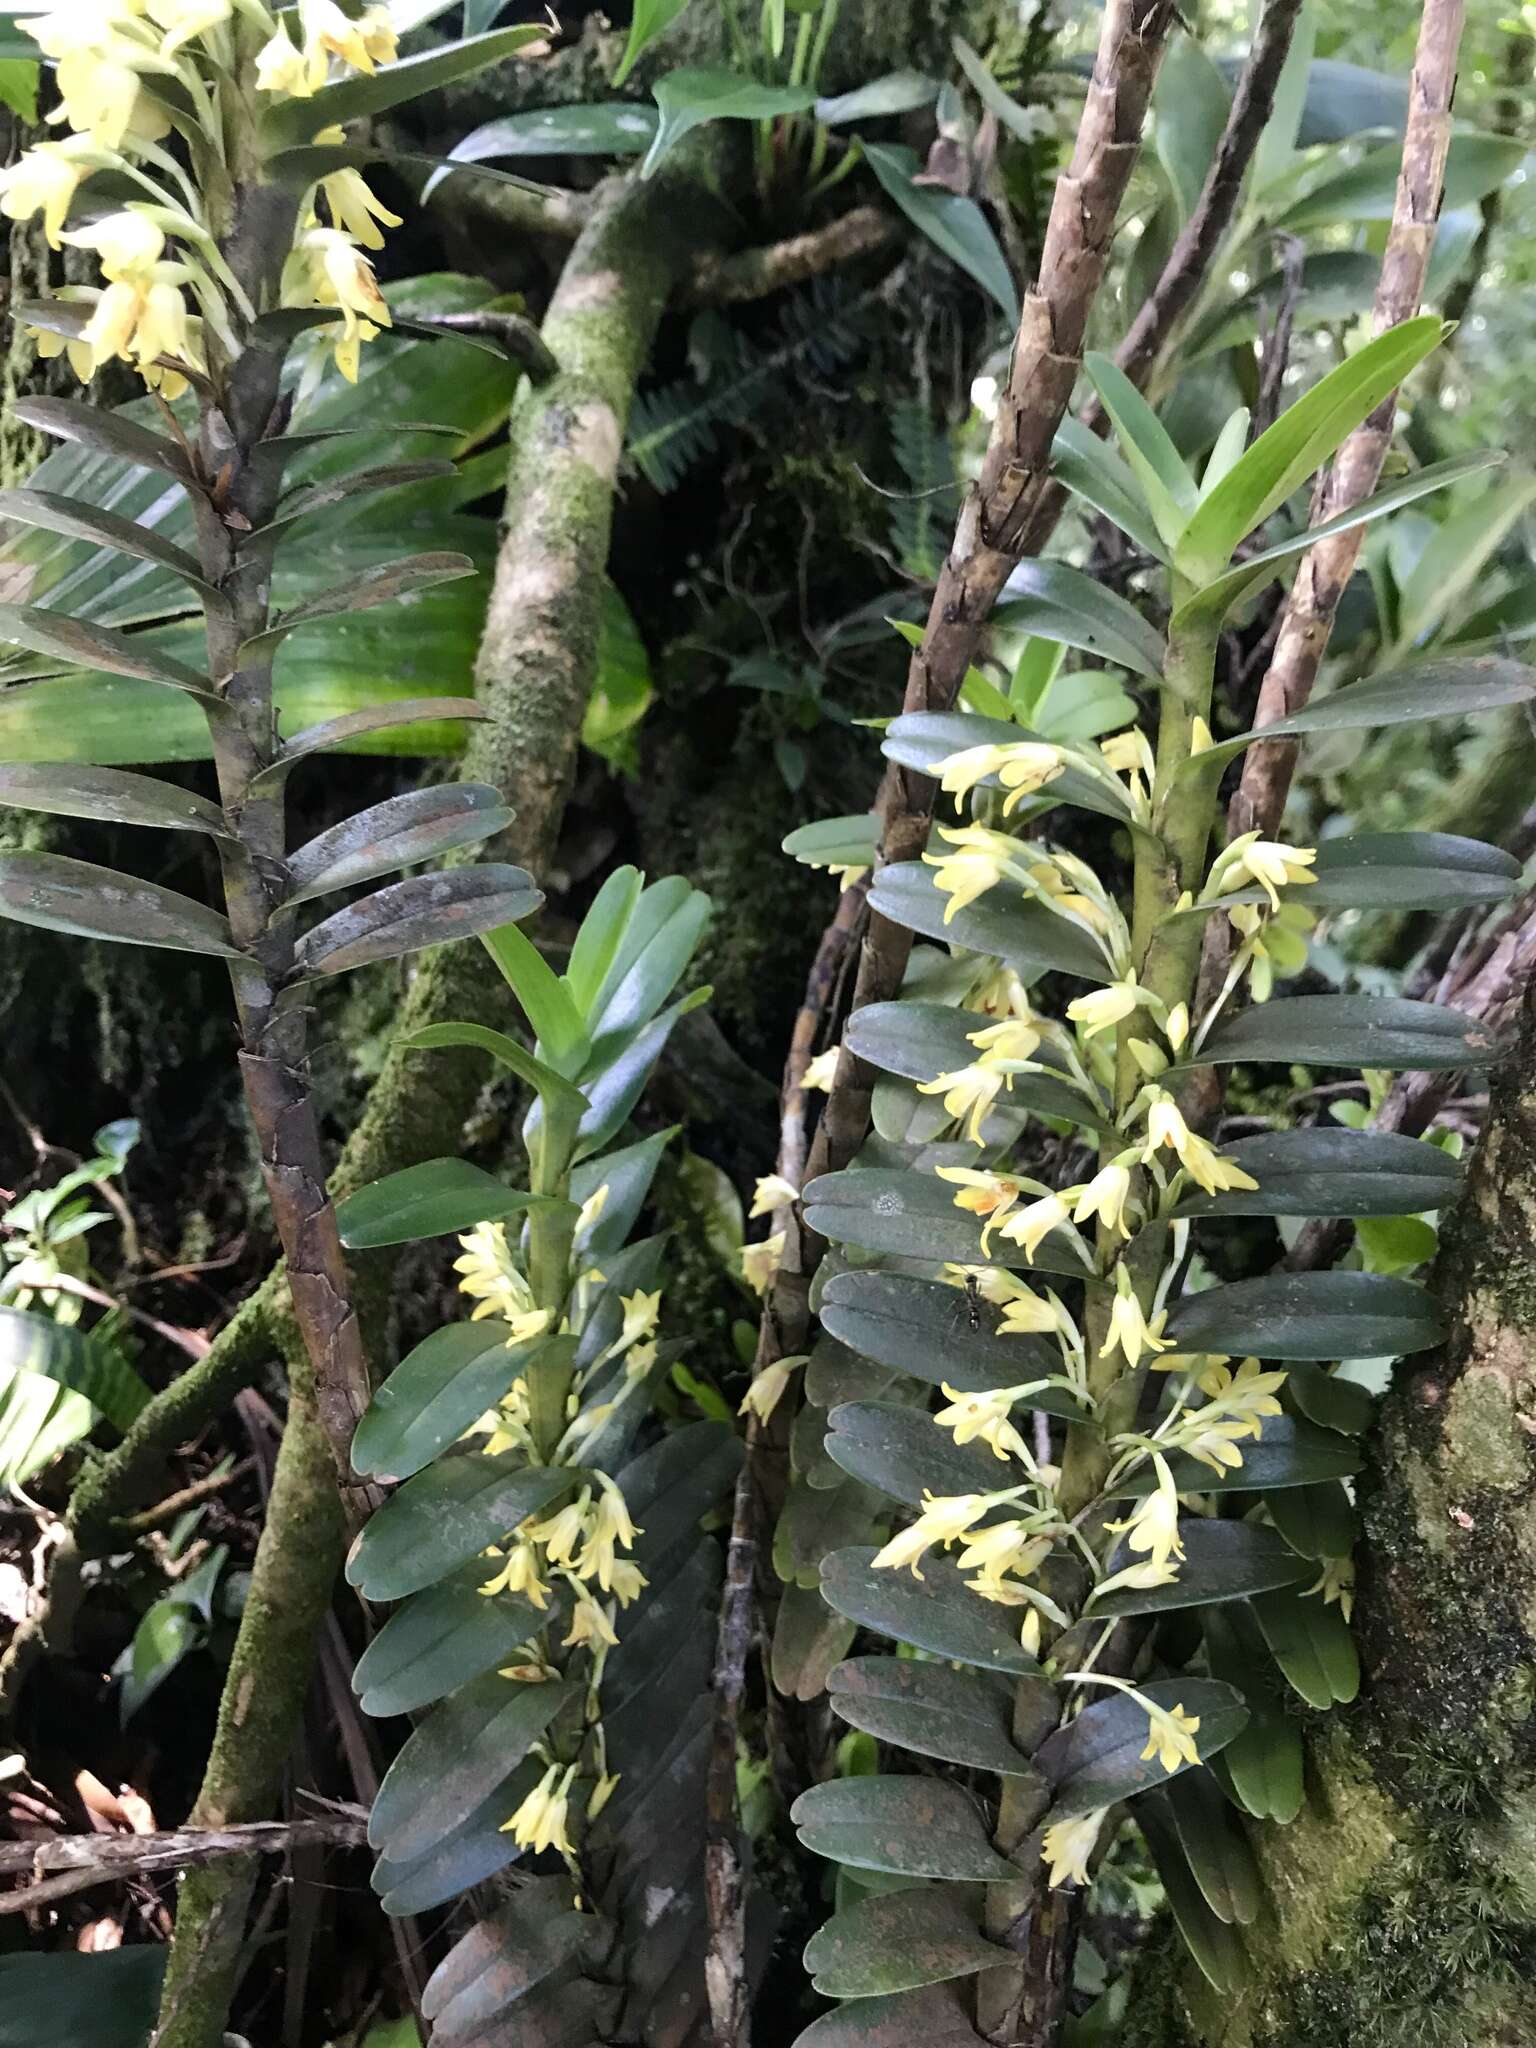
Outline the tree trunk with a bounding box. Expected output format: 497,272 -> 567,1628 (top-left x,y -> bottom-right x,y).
1127,982 -> 1536,2047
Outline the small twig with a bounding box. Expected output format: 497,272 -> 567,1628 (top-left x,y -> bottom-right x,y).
117,1460 -> 256,1537
0,1816 -> 368,1916
410,310 -> 558,383
686,206 -> 900,305
1253,231 -> 1306,438
32,1273 -> 210,1360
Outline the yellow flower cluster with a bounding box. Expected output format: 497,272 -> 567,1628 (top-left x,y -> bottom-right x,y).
478,1472 -> 646,1613
2,0 -> 401,394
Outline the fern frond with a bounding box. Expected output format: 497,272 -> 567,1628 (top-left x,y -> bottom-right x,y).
627,276 -> 874,494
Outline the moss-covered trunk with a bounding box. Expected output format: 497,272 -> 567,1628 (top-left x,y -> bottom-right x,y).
1130,986 -> 1536,2047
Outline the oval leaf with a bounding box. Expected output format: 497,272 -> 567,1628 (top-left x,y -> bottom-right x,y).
804,1168 -> 1089,1277
345,1456 -> 581,1602
804,1884 -> 1010,1998
881,710 -> 1131,824
336,1159 -> 546,1250
353,1321 -> 547,1480
286,784 -> 513,905
352,1564 -> 551,1718
1166,1270 -> 1444,1360
1037,1678 -> 1248,1817
0,762 -> 228,836
1172,1128 -> 1461,1220
1089,1520 -> 1311,1617
820,1545 -> 1042,1674
1109,1416 -> 1359,1496
1195,993 -> 1500,1071
369,1671 -> 578,1863
828,1656 -> 1050,1778
817,1269 -> 1082,1411
0,851 -> 235,956
845,1000 -> 1115,1131
791,1774 -> 1019,1881
1249,1584 -> 1360,1708
294,864 -> 543,976
1303,830 -> 1520,913
0,602 -> 214,698
642,68 -> 816,178
826,1400 -> 1012,1505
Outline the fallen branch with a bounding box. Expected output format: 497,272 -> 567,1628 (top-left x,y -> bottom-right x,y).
0,1814 -> 367,1916
686,206 -> 900,304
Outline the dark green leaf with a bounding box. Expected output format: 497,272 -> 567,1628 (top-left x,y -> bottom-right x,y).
881,710 -> 1132,824
1264,1478 -> 1359,1560
868,861 -> 1110,982
0,488 -> 219,604
286,784 -> 513,905
1108,1416 -> 1359,1496
1172,1128 -> 1462,1220
993,558 -> 1166,678
1038,1678 -> 1247,1817
826,1400 -> 1009,1505
1199,656 -> 1536,770
240,551 -> 477,662
0,1306 -> 150,1435
1167,1270 -> 1444,1360
352,1564 -> 550,1718
1285,1363 -> 1375,1435
11,396 -> 194,482
793,1982 -> 988,2048
353,1323 -> 564,1481
1276,132 -> 1525,235
845,1000 -> 1115,1131
774,1580 -> 859,1702
1138,1793 -> 1250,1994
336,1158 -> 547,1250
1203,1606 -> 1303,1823
0,762 -> 227,837
1164,1767 -> 1261,1926
1153,31 -> 1230,222
262,26 -> 550,144
1195,993 -> 1500,1071
250,461 -> 459,547
818,1269 -> 1083,1412
373,1771 -> 531,1916
821,1545 -> 1042,1674
0,602 -> 214,699
345,1456 -> 580,1601
1250,1584 -> 1359,1708
422,1882 -> 601,2036
1089,1521 -> 1311,1617
258,698 -> 485,783
805,1168 -> 1088,1277
642,68 -> 816,177
828,1656 -> 1049,1777
0,851 -> 235,956
792,1773 -> 1019,1881
1302,831 -> 1520,913
864,144 -> 1018,320
370,1672 -> 578,1863
804,1884 -> 1009,1997
431,105 -> 658,192
0,1950 -> 166,2048
295,864 -> 543,976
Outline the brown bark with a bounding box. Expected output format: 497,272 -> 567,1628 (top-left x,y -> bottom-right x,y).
1185,0 -> 1469,1122
1020,0 -> 1307,552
